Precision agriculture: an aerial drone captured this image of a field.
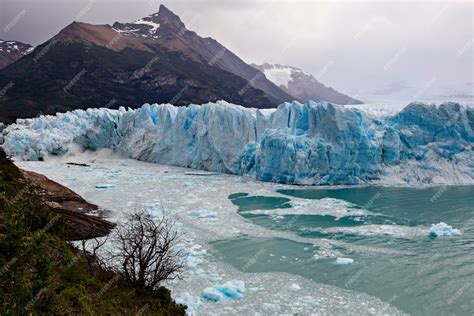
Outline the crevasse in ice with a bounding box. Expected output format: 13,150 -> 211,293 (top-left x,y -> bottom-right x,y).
3,100 -> 473,185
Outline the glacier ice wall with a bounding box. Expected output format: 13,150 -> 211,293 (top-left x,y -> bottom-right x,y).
3,100 -> 473,185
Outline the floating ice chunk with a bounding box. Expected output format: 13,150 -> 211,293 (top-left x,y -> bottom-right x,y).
95,184 -> 116,189
202,280 -> 246,302
202,287 -> 225,302
290,283 -> 301,291
335,257 -> 354,265
428,222 -> 461,237
190,210 -> 217,219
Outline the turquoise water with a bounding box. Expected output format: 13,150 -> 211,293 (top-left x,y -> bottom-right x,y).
229,193 -> 292,212
213,186 -> 474,315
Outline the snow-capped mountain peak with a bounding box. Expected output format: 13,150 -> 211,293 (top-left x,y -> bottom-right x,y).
112,5 -> 185,37
0,39 -> 33,69
253,63 -> 362,105
0,40 -> 33,55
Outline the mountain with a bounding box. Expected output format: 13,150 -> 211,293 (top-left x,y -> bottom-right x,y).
0,5 -> 291,123
112,5 -> 293,103
0,39 -> 33,69
253,63 -> 362,105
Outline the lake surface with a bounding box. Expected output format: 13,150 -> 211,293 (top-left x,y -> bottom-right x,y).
213,186 -> 474,315
16,158 -> 473,315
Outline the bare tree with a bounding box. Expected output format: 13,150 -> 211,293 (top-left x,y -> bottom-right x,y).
108,211 -> 185,290
80,236 -> 109,271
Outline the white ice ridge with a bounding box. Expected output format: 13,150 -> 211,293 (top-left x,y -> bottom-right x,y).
4,100 -> 474,185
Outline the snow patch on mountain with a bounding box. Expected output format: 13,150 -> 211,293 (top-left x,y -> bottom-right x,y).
133,19 -> 160,33
0,40 -> 33,55
261,65 -> 295,89
114,18 -> 160,36
3,100 -> 473,185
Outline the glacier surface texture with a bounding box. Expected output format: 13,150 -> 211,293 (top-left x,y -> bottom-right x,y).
3,101 -> 473,185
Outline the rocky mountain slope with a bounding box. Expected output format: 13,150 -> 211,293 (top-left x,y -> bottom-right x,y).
0,39 -> 33,69
0,5 -> 289,123
253,63 -> 362,105
113,5 -> 293,103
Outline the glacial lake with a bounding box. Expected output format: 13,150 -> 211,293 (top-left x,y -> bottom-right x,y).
212,186 -> 474,315
16,158 -> 474,315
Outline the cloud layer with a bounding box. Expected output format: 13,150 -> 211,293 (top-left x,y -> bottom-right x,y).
1,0 -> 473,102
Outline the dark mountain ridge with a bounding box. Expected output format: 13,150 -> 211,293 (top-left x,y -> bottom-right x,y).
0,6 -> 288,123
0,5 -> 361,123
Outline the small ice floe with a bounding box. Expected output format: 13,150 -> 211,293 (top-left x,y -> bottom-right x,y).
290,283 -> 301,291
191,210 -> 217,219
301,296 -> 319,307
428,222 -> 461,237
95,184 -> 116,189
334,257 -> 354,265
202,280 -> 246,302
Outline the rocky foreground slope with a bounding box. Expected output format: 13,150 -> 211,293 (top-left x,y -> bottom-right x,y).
3,101 -> 473,185
0,149 -> 185,314
21,169 -> 115,240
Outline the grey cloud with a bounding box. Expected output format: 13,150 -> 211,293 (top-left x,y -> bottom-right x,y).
0,0 -> 472,102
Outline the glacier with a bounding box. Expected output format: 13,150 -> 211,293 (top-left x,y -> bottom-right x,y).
3,100 -> 473,185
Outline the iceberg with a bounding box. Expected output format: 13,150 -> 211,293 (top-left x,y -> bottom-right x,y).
290,283 -> 302,291
428,222 -> 462,237
202,280 -> 246,302
3,100 -> 473,185
95,184 -> 116,189
335,257 -> 354,265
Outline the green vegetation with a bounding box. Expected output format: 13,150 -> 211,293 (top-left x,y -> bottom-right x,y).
0,150 -> 186,315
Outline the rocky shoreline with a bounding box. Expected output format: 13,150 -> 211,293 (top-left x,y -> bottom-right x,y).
21,169 -> 115,240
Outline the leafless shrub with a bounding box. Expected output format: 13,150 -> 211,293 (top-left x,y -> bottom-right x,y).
80,236 -> 109,271
78,210 -> 185,290
108,211 -> 185,289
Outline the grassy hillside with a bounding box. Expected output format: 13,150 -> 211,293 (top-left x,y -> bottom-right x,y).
0,150 -> 186,315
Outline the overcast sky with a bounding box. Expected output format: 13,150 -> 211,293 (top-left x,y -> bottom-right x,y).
1,0 -> 473,102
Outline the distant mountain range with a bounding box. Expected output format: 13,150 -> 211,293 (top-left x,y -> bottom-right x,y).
0,39 -> 33,69
0,5 -> 360,123
253,63 -> 361,105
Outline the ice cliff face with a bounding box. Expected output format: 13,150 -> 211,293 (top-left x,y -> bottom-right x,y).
3,101 -> 473,185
